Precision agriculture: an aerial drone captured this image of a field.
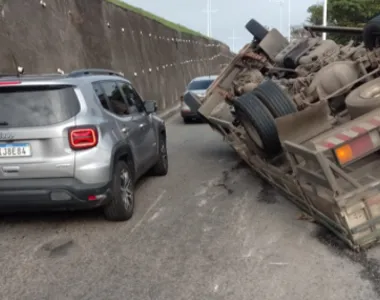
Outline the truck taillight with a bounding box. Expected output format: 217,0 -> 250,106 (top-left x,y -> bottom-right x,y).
334,131 -> 379,165
69,126 -> 98,150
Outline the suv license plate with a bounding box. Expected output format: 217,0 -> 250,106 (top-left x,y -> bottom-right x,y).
0,143 -> 32,157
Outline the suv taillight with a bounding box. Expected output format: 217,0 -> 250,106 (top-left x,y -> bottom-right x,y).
68,126 -> 98,150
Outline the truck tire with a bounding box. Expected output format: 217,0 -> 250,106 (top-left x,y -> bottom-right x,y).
253,80 -> 297,118
345,77 -> 380,119
233,91 -> 282,157
245,19 -> 268,42
363,15 -> 380,50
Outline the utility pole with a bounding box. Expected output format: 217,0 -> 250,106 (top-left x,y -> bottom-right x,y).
269,0 -> 291,41
228,29 -> 241,53
287,0 -> 291,41
322,0 -> 328,40
202,0 -> 218,37
269,0 -> 284,34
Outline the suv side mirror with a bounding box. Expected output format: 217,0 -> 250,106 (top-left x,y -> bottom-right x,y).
144,100 -> 157,114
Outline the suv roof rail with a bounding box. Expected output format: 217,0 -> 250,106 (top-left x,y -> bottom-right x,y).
68,69 -> 124,78
0,73 -> 65,78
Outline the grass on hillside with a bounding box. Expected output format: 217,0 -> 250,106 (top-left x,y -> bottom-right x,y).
105,0 -> 208,39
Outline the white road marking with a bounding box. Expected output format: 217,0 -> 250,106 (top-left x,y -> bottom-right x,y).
268,262 -> 289,266
148,208 -> 164,222
194,187 -> 208,197
130,190 -> 166,233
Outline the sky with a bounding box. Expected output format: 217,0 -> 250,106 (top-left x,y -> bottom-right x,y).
123,0 -> 320,51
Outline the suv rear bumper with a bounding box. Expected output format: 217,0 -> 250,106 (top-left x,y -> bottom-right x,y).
0,178 -> 111,211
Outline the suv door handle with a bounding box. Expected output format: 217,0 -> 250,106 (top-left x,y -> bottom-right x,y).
139,124 -> 146,129
121,127 -> 129,133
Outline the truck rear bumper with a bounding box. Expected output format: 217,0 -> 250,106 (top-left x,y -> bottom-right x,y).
0,178 -> 111,211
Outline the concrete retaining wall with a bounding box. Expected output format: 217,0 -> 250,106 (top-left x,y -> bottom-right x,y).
0,0 -> 231,112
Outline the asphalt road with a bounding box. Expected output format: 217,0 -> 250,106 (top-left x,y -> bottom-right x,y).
0,115 -> 380,300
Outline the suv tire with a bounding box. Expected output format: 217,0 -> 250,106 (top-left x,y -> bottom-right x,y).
150,133 -> 168,176
104,160 -> 135,221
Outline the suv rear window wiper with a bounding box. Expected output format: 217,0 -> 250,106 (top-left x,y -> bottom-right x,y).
0,122 -> 9,126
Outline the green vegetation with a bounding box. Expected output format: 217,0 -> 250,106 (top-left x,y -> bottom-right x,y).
105,0 -> 208,39
306,0 -> 380,42
307,0 -> 380,27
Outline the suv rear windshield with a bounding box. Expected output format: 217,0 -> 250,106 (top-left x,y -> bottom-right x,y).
0,85 -> 80,127
187,79 -> 214,90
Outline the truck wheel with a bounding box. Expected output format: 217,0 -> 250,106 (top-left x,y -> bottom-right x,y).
245,19 -> 268,42
345,77 -> 380,119
104,160 -> 135,221
253,80 -> 297,117
233,91 -> 282,157
363,15 -> 380,50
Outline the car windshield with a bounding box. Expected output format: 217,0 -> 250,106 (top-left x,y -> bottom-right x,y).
187,79 -> 214,90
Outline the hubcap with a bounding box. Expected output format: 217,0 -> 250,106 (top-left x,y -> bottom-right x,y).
120,169 -> 133,209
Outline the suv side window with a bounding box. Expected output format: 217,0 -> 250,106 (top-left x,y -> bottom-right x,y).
100,81 -> 129,116
92,82 -> 110,111
118,82 -> 145,113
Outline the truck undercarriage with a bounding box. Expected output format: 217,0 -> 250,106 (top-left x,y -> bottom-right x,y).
189,17 -> 380,251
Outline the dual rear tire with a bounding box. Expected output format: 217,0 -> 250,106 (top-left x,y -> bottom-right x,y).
233,80 -> 296,158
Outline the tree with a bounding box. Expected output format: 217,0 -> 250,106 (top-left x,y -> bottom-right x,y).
307,0 -> 380,27
306,0 -> 380,42
307,4 -> 323,25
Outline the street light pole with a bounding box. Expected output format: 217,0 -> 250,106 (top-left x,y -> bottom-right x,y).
269,0 -> 286,36
288,0 -> 291,41
201,0 -> 218,37
279,2 -> 283,34
322,0 -> 328,40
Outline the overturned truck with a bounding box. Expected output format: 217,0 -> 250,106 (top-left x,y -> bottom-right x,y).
187,17 -> 380,250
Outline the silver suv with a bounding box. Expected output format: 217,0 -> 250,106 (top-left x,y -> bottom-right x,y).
0,69 -> 168,221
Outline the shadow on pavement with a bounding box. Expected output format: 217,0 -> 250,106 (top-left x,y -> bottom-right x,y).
0,175 -> 152,225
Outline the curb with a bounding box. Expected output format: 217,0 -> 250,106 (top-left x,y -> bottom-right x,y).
158,104 -> 180,120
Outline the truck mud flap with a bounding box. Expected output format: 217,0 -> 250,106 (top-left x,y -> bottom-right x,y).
275,100 -> 332,144
284,141 -> 380,250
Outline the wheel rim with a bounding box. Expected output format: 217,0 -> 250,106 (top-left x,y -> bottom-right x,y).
241,116 -> 264,148
160,140 -> 168,168
120,168 -> 133,209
